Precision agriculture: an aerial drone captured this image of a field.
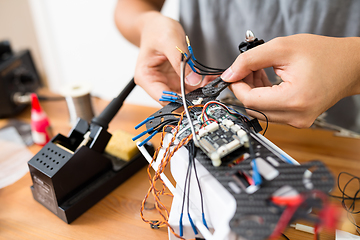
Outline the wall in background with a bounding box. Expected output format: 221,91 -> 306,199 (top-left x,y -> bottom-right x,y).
28,0 -> 179,108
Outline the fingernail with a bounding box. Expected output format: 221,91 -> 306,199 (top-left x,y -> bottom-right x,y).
221,67 -> 233,81
185,72 -> 203,86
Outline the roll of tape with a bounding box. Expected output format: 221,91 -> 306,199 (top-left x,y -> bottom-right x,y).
60,82 -> 94,126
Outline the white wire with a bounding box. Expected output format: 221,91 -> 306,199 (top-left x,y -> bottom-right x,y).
136,142 -> 178,196
180,57 -> 200,147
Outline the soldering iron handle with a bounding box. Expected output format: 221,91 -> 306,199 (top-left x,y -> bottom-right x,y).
91,78 -> 136,129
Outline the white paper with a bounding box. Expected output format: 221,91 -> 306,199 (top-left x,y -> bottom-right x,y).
336,229 -> 360,240
0,127 -> 33,189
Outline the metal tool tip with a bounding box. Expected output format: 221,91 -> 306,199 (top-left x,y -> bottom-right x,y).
245,30 -> 255,42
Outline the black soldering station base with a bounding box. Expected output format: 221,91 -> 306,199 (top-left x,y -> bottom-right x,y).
29,134 -> 154,224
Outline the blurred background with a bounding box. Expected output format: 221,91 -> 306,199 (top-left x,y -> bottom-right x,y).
0,0 -> 178,107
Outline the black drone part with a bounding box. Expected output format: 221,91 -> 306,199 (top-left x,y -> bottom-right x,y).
238,38 -> 265,53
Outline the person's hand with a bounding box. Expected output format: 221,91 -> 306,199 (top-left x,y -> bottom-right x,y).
134,12 -> 211,104
221,34 -> 360,128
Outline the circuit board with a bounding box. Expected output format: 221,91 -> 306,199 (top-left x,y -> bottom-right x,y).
140,84 -> 335,240
135,32 -> 335,239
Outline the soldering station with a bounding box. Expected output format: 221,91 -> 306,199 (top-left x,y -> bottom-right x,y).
19,31 -> 359,240
27,79 -> 154,223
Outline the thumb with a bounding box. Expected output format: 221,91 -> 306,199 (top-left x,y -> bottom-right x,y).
171,55 -> 203,87
221,38 -> 288,83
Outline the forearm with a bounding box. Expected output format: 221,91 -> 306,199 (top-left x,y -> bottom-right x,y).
115,0 -> 165,46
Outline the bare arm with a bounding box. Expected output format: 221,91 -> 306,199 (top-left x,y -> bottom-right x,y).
114,0 -> 164,47
114,0 -> 205,103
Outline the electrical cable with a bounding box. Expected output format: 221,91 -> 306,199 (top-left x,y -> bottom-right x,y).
190,140 -> 208,229
328,172 -> 360,234
176,44 -> 224,76
180,54 -> 200,147
226,103 -> 269,136
179,146 -> 193,237
281,233 -> 290,240
135,113 -> 181,130
186,147 -> 198,235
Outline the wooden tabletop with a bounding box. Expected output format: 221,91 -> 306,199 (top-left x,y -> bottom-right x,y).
0,95 -> 359,240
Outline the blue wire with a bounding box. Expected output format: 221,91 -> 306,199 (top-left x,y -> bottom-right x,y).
159,98 -> 175,103
162,90 -> 178,96
188,213 -> 198,235
179,213 -> 184,237
251,159 -> 262,186
138,130 -> 158,147
183,53 -> 197,73
202,213 -> 208,229
132,127 -> 154,141
187,45 -> 197,61
161,95 -> 178,100
134,116 -> 154,130
228,107 -> 250,120
281,154 -> 295,164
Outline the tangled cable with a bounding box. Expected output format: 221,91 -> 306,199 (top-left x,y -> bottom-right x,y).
329,172 -> 360,234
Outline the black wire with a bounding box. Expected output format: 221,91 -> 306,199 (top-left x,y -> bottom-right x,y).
186,149 -> 193,215
177,96 -> 194,107
186,54 -> 223,76
329,172 -> 360,201
328,172 -> 360,232
194,70 -> 224,76
281,233 -> 290,240
151,119 -> 179,133
194,59 -> 226,72
190,141 -> 206,216
182,54 -> 195,215
193,65 -> 223,75
226,103 -> 269,136
244,107 -> 269,136
179,54 -> 195,221
180,147 -> 192,217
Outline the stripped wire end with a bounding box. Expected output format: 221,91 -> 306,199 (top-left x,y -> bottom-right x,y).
185,35 -> 191,47
176,45 -> 197,73
176,46 -> 186,56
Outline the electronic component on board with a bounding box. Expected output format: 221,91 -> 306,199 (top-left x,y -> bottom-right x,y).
195,102 -> 250,166
134,31 -> 335,240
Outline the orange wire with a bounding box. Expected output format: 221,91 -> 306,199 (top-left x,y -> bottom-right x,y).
140,110 -> 194,239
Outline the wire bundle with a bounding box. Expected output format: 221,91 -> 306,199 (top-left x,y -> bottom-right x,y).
136,38 -> 273,239
139,112 -> 192,239
132,111 -> 181,147
176,36 -> 225,76
179,140 -> 209,237
329,172 -> 360,235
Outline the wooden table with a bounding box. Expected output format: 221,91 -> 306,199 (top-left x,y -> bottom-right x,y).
0,95 -> 359,240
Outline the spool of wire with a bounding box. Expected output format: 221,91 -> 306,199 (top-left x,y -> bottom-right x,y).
60,82 -> 94,126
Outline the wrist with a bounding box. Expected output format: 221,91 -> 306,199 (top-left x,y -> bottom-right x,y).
137,11 -> 163,36
346,37 -> 360,96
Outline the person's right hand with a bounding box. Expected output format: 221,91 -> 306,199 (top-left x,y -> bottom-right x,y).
221,34 -> 360,128
134,12 -> 207,104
